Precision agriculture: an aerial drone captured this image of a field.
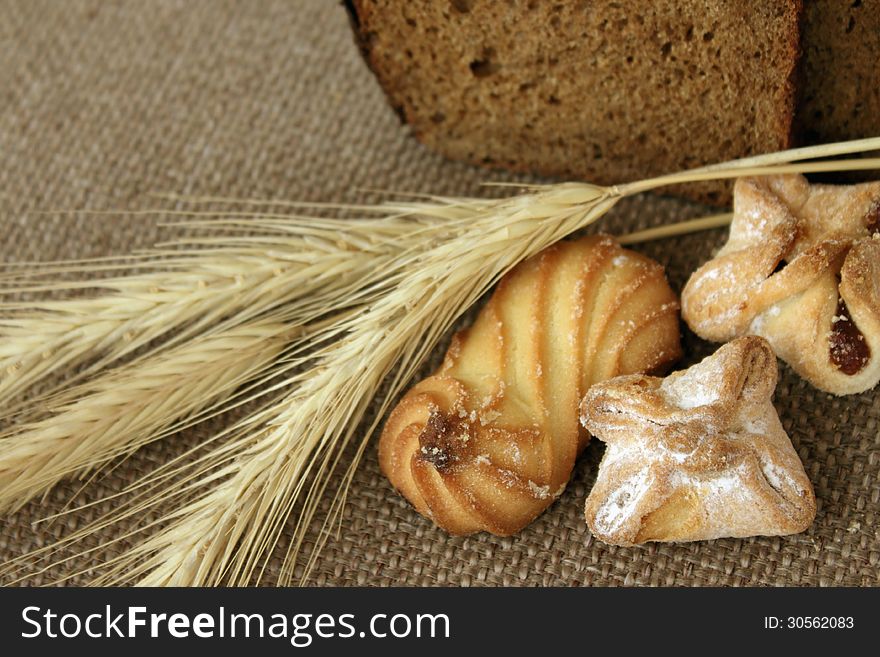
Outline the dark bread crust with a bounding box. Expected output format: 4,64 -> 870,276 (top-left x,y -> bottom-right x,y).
346,0 -> 803,206
344,0 -> 407,124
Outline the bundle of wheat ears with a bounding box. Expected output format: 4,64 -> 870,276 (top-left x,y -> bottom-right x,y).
2,138 -> 880,586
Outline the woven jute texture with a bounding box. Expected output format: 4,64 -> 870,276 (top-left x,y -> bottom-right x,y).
1,0 -> 878,587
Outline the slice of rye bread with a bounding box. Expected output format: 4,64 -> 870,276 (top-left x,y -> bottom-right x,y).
799,0 -> 880,179
346,0 -> 802,205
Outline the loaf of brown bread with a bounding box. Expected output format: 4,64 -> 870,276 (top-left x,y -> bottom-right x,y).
347,1 -> 879,204
346,0 -> 802,204
800,0 -> 880,147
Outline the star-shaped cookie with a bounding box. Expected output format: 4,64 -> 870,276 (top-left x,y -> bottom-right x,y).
579,336 -> 816,546
682,174 -> 880,395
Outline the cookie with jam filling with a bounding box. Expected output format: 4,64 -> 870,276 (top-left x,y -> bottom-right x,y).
682,174 -> 880,396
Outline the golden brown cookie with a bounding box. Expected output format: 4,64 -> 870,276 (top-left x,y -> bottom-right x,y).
580,336 -> 816,546
682,174 -> 880,395
379,235 -> 682,535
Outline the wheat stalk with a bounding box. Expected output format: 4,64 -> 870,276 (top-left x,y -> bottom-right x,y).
4,136 -> 880,586
618,212 -> 734,245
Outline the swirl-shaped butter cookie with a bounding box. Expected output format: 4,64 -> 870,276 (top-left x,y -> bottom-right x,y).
379,235 -> 682,535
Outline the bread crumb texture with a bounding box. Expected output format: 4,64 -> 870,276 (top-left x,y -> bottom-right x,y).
800,0 -> 880,145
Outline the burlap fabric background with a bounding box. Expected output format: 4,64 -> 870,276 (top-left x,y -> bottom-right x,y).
1,0 -> 878,586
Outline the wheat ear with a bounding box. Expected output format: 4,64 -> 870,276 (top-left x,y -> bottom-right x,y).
0,222 -> 413,414
0,320 -> 289,513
